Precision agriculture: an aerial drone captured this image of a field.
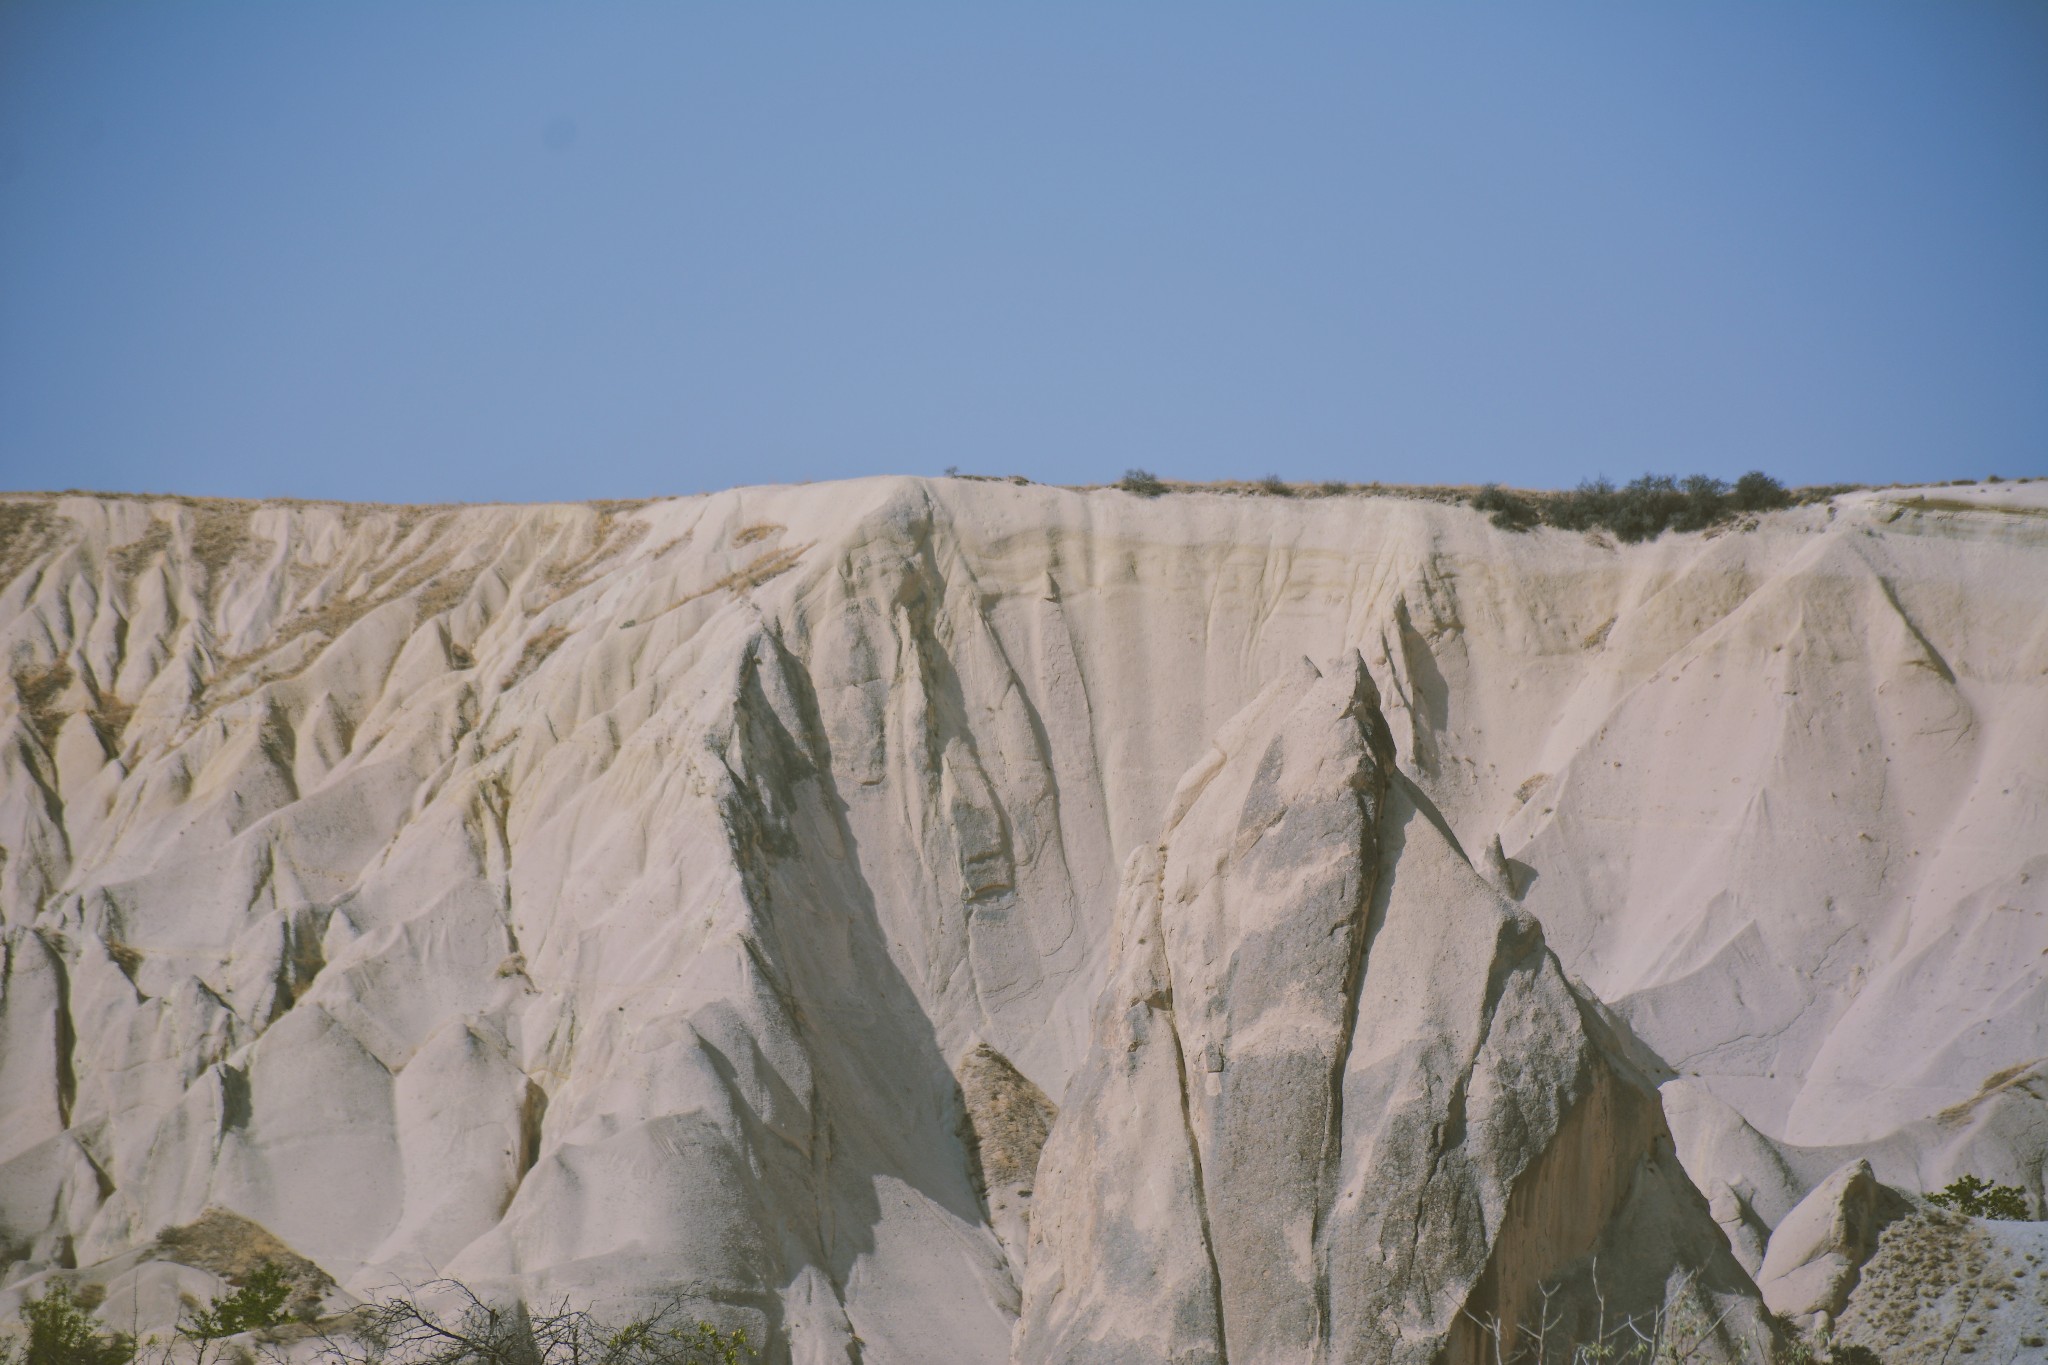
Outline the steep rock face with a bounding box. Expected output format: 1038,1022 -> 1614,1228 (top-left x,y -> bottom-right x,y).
1015,655 -> 1765,1365
0,478 -> 2043,1360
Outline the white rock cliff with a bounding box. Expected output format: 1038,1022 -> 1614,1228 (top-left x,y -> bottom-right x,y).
0,477 -> 2043,1362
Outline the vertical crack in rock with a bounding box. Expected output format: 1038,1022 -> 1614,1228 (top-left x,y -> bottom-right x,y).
1311,662 -> 1400,1348
46,932 -> 77,1131
1013,838 -> 1227,1365
1161,656 -> 1393,1359
1166,979 -> 1231,1365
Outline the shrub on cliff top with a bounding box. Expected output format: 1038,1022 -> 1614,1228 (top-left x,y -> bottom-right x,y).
1471,485 -> 1540,531
1730,470 -> 1793,512
1471,469 -> 1796,542
1117,468 -> 1167,497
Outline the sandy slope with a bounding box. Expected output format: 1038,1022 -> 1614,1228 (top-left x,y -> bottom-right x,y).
0,476 -> 2043,1358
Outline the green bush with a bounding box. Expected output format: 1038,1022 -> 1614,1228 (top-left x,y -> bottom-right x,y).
1547,476 -> 1617,533
1469,485 -> 1540,531
5,1283 -> 134,1365
1607,474 -> 1687,542
1254,474 -> 1294,497
1475,469 -> 1796,542
182,1262 -> 294,1340
1671,474 -> 1729,531
1927,1174 -> 2031,1220
1117,468 -> 1167,497
1730,470 -> 1792,512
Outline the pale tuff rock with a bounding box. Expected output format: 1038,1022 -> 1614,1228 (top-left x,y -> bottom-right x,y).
1662,1080 -> 1806,1276
0,478 -> 2043,1360
1014,654 -> 1767,1365
1755,1158 -> 1906,1328
0,931 -> 69,1167
433,629 -> 1018,1361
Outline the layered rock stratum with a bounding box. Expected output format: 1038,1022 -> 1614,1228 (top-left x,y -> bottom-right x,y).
0,477 -> 2043,1362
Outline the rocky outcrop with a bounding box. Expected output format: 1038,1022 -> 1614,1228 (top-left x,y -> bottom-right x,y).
1829,1207 -> 2048,1362
1756,1158 -> 1907,1329
1014,655 -> 1768,1365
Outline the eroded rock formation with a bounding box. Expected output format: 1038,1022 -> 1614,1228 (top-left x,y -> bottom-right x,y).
1015,655 -> 1766,1364
0,477 -> 2043,1361
1755,1158 -> 1907,1329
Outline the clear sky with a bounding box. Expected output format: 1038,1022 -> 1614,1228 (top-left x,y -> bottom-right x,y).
2,3 -> 2044,502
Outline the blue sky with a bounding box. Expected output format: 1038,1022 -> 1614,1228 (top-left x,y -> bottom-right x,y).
2,3 -> 2044,502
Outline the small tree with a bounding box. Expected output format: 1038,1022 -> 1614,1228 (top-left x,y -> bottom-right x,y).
1470,485 -> 1539,532
1729,471 -> 1791,512
1670,475 -> 1728,532
1607,475 -> 1686,543
179,1261 -> 295,1361
1927,1174 -> 2031,1220
5,1283 -> 135,1365
1548,477 -> 1617,532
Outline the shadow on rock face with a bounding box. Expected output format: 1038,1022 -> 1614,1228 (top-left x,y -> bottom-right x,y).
431,629 -> 1019,1361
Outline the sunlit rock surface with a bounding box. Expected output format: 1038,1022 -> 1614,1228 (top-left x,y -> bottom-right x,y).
1014,654 -> 1766,1364
0,477 -> 2043,1361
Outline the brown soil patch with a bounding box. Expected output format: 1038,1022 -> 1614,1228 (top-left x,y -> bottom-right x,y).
154,1207 -> 334,1316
